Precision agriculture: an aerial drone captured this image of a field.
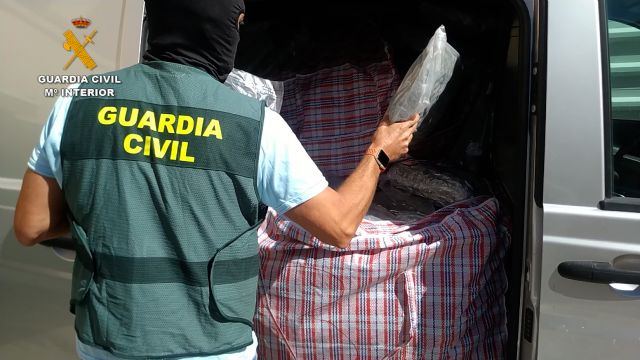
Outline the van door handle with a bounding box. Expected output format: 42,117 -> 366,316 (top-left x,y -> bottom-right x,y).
558,261 -> 640,285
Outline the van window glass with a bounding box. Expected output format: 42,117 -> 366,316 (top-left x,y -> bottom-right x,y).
604,1 -> 640,198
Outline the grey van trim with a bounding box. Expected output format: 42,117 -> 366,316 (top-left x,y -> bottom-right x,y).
600,0 -> 614,201
599,197 -> 640,212
533,0 -> 548,209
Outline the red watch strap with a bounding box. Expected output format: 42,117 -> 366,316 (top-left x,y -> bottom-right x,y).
365,147 -> 385,172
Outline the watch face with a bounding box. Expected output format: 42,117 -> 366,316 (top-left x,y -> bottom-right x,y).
378,149 -> 390,167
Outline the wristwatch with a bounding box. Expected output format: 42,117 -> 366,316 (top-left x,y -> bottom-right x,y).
365,147 -> 390,172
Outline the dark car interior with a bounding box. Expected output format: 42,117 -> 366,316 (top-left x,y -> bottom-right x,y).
235,0 -> 532,357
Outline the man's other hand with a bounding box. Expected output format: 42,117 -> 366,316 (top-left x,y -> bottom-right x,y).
370,113 -> 419,162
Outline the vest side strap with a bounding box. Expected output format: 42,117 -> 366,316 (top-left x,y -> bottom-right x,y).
84,253 -> 259,286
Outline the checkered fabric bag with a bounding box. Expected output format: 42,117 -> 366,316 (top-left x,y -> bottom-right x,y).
255,196 -> 509,359
279,60 -> 400,177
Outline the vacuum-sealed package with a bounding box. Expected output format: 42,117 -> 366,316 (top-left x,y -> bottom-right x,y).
387,25 -> 459,126
379,159 -> 474,208
224,68 -> 284,112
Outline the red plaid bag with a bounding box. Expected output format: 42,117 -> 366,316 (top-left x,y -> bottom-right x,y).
279,60 -> 400,177
255,196 -> 508,359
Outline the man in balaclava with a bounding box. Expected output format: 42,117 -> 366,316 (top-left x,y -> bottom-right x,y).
14,0 -> 418,358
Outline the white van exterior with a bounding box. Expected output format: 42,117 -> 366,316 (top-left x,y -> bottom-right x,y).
0,1 -> 143,358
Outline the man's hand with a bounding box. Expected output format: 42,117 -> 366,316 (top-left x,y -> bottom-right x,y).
370,113 -> 419,162
284,112 -> 420,248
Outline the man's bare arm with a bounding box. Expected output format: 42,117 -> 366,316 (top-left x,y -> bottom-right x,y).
14,169 -> 69,246
285,114 -> 418,248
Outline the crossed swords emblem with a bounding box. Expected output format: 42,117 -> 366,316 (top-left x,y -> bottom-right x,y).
63,29 -> 98,70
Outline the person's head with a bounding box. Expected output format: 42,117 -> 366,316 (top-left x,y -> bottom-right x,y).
143,0 -> 245,82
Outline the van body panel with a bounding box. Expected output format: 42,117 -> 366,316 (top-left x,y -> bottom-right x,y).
543,0 -> 605,207
538,0 -> 640,359
539,206 -> 640,359
0,1 -> 143,358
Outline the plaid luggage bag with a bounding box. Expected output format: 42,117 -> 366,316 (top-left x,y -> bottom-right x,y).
255,196 -> 509,359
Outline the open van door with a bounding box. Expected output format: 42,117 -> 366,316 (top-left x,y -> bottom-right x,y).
535,0 -> 640,358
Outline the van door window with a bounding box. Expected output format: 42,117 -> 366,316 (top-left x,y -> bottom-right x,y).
602,0 -> 640,206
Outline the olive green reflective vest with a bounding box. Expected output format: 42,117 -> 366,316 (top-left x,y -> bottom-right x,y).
60,61 -> 265,358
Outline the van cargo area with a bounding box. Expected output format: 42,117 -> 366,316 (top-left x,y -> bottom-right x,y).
235,0 -> 531,358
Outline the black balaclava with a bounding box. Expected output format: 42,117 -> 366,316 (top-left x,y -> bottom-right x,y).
143,0 -> 245,82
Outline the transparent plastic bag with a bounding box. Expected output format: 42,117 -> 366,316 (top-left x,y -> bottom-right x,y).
387,25 -> 459,125
224,68 -> 284,112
